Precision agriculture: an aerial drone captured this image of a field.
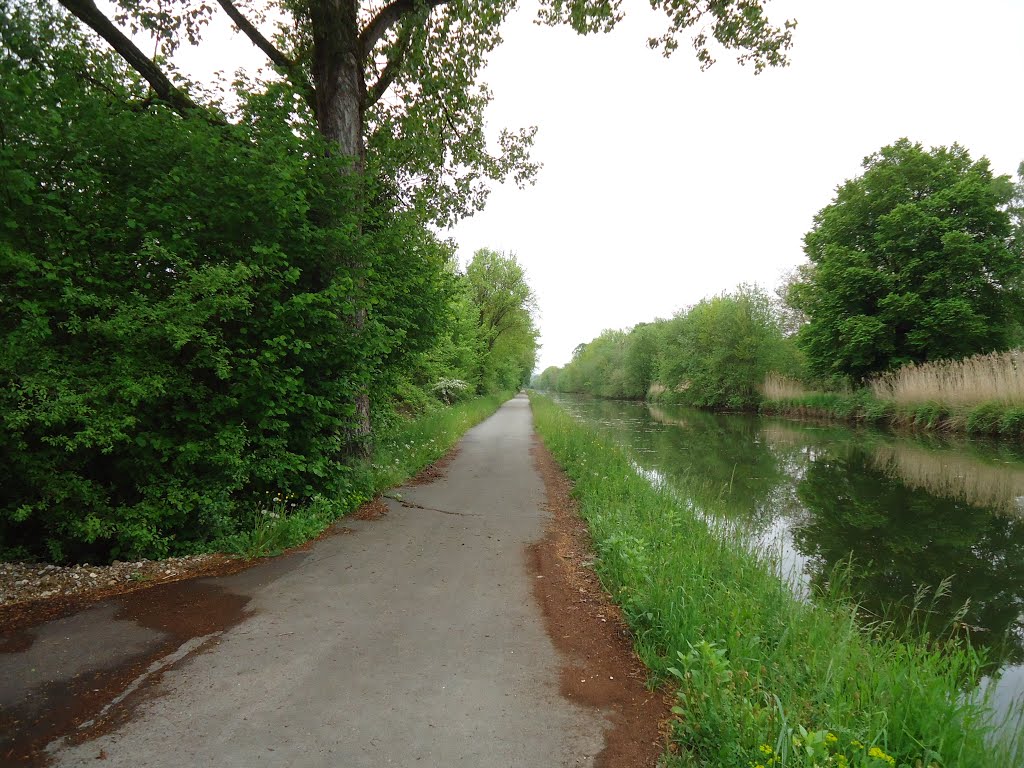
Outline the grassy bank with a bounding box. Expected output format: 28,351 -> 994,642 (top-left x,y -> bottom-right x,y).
529,393 -> 1022,768
216,393 -> 510,558
760,390 -> 1024,440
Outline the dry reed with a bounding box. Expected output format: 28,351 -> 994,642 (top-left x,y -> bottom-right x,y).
762,372 -> 808,400
870,350 -> 1024,408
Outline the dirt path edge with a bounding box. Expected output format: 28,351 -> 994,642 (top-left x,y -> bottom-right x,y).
529,435 -> 672,768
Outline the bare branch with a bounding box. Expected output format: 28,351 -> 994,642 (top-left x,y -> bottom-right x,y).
56,0 -> 204,117
215,0 -> 319,117
364,24 -> 414,110
360,0 -> 447,58
215,0 -> 292,69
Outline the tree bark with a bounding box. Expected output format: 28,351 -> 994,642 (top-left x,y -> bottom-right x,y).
310,0 -> 365,167
309,0 -> 372,454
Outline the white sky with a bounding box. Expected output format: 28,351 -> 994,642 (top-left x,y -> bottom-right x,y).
444,0 -> 1024,372
158,1 -> 1024,373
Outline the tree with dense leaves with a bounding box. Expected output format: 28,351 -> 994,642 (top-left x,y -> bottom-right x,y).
53,0 -> 795,436
53,0 -> 796,226
0,6 -> 458,560
789,140 -> 1022,383
464,249 -> 539,391
658,284 -> 793,408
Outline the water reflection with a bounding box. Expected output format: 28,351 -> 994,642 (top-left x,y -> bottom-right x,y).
794,448 -> 1024,666
871,444 -> 1024,517
550,394 -> 1024,717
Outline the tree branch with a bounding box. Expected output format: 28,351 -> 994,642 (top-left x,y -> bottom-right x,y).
215,0 -> 318,117
56,0 -> 203,117
215,0 -> 292,69
363,23 -> 414,110
360,0 -> 447,58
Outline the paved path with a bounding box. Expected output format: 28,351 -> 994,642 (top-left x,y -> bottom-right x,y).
6,395 -> 607,766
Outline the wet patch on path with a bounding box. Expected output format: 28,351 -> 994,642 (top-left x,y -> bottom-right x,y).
0,549 -> 319,767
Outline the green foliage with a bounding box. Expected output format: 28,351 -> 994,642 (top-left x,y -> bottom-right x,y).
659,285 -> 796,409
761,389 -> 1024,439
622,322 -> 663,398
533,365 -> 563,391
2,0 -> 786,563
538,0 -> 795,73
966,401 -> 1006,434
0,7 -> 464,562
546,285 -> 796,409
217,393 -> 508,559
530,394 -> 1022,767
790,140 -> 1022,382
464,249 -> 539,393
370,392 -> 510,491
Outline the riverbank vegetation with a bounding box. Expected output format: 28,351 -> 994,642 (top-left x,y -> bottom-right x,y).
535,284 -> 801,409
2,0 -> 795,565
531,394 -> 1023,767
761,351 -> 1024,439
535,140 -> 1024,439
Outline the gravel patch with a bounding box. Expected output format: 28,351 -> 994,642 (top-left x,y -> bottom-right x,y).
0,555 -> 226,608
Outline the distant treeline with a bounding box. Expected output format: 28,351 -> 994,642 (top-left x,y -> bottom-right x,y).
538,139 -> 1024,414
534,285 -> 800,408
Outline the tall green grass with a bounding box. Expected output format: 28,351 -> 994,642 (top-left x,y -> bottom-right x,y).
217,393 -> 510,557
530,393 -> 1022,768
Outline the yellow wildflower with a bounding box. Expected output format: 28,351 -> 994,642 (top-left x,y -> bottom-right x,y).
868,746 -> 896,766
759,744 -> 775,756
826,732 -> 838,745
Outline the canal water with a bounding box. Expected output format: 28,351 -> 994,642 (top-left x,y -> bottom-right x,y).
549,394 -> 1024,731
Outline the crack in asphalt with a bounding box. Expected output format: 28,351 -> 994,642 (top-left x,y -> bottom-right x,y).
383,495 -> 480,517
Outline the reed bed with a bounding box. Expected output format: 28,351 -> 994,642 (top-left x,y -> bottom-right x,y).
762,372 -> 809,400
871,350 -> 1024,408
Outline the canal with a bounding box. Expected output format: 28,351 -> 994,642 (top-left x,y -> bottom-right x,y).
549,394 -> 1024,729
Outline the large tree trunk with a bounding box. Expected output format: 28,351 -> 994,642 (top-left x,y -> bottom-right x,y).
309,0 -> 372,455
310,0 -> 365,167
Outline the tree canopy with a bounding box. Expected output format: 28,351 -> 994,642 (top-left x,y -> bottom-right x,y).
54,0 -> 795,224
465,249 -> 539,391
0,0 -> 796,561
788,140 -> 1022,382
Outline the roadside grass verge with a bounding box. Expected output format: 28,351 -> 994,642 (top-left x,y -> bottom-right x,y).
530,393 -> 1023,768
217,393 -> 510,558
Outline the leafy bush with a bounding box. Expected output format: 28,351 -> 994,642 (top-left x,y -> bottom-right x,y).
0,9 -> 448,562
431,378 -> 471,404
658,285 -> 794,409
998,407 -> 1024,438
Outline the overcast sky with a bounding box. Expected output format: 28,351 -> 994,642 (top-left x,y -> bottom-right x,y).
166,0 -> 1024,373
443,0 -> 1024,372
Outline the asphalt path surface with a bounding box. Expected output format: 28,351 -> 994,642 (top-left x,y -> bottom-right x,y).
2,395 -> 607,767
